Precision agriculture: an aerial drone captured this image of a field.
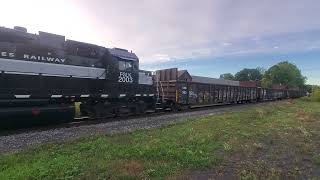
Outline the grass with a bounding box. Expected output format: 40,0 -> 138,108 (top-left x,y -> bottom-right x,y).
311,88 -> 320,102
1,99 -> 320,179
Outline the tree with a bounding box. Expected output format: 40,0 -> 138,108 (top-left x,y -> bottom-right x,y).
261,77 -> 272,88
220,73 -> 235,80
234,68 -> 263,81
262,61 -> 306,88
305,84 -> 314,93
256,67 -> 266,75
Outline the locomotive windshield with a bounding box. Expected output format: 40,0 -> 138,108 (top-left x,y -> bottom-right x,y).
119,60 -> 133,71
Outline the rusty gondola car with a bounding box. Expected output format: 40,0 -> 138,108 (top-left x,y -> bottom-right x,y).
154,68 -> 304,109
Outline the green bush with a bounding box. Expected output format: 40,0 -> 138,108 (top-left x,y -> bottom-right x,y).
311,88 -> 320,102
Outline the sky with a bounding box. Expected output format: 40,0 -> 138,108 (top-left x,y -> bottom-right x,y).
0,0 -> 319,84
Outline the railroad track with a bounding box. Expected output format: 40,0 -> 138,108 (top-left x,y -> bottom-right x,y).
0,101 -> 268,137
0,100 -> 285,155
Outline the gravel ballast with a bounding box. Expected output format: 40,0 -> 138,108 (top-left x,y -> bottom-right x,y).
0,103 -> 269,154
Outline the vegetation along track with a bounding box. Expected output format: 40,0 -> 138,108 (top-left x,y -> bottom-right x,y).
0,101 -> 271,154
0,101 -> 265,136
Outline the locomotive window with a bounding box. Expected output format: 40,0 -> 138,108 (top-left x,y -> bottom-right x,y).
133,63 -> 138,70
126,61 -> 132,69
119,61 -> 126,70
119,60 -> 133,71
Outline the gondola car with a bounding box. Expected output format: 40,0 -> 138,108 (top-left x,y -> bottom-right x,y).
154,68 -> 305,109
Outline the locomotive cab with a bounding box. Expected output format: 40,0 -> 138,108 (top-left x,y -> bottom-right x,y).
109,48 -> 139,84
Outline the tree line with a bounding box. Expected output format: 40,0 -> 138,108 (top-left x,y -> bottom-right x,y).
219,61 -> 306,89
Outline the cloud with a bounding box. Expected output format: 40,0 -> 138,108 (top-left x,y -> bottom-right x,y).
1,0 -> 319,65
73,0 -> 320,64
222,42 -> 232,46
151,54 -> 171,63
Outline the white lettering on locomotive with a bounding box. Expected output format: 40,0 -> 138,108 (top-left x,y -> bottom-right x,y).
118,72 -> 133,83
1,51 -> 66,63
24,54 -> 65,63
0,51 -> 15,58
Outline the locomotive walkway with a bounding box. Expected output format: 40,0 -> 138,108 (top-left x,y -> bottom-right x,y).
0,102 -> 269,154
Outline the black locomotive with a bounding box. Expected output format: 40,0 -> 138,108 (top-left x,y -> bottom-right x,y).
0,26 -> 154,128
0,26 -> 305,129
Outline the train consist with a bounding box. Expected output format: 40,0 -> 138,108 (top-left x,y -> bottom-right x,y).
0,26 -> 305,129
154,68 -> 304,109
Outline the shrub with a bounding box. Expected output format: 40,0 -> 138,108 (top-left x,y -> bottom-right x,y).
311,88 -> 320,102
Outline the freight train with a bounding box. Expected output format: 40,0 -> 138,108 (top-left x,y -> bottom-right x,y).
0,26 -> 305,129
